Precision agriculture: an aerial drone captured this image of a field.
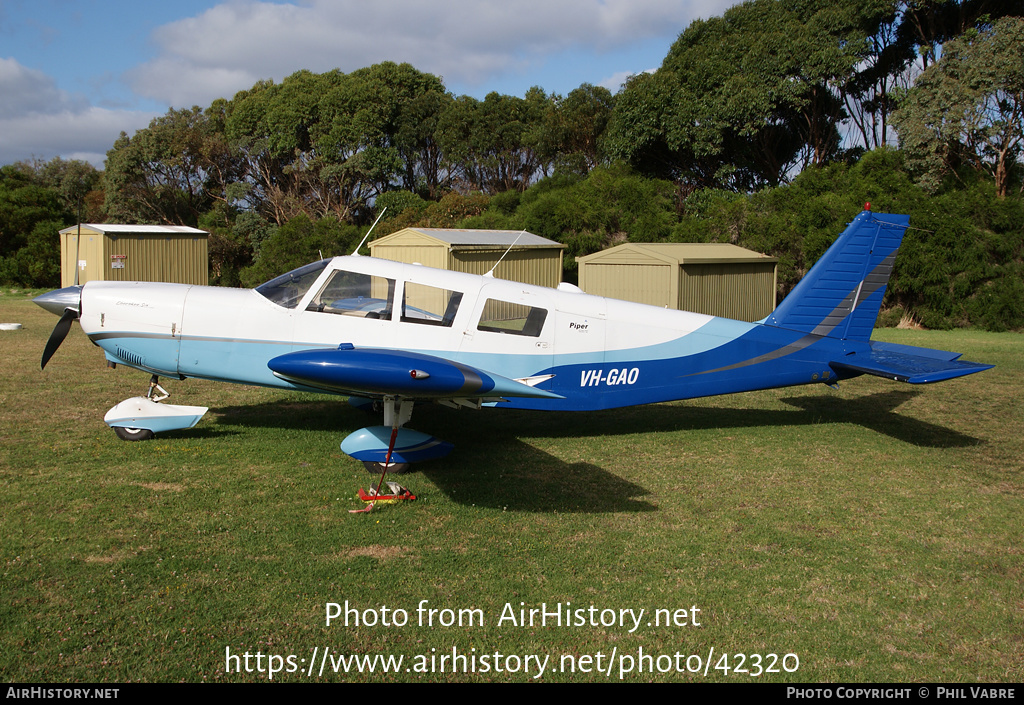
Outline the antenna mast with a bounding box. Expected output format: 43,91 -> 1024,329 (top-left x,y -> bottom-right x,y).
485,229 -> 527,278
351,207 -> 388,256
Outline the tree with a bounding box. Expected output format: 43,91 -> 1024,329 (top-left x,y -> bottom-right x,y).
839,0 -> 1022,151
222,65 -> 449,224
226,70 -> 342,225
437,89 -> 550,193
606,0 -> 895,192
892,16 -> 1024,198
840,6 -> 914,150
347,62 -> 450,197
897,0 -> 1022,68
13,157 -> 104,222
516,165 -> 676,269
105,106 -> 232,225
0,165 -> 71,286
393,87 -> 454,198
238,214 -> 361,287
540,83 -> 616,175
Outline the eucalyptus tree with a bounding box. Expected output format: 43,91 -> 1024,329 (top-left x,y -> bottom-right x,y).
840,0 -> 1023,152
541,83 -> 616,175
606,0 -> 894,192
893,16 -> 1024,198
105,106 -> 231,225
437,88 -> 550,193
897,0 -> 1022,68
224,64 -> 449,224
346,62 -> 450,197
224,70 -> 339,224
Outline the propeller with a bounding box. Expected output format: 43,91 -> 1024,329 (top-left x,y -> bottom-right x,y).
41,307 -> 79,370
38,215 -> 85,371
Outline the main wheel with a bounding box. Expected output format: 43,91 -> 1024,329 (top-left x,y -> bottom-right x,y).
362,460 -> 411,475
113,426 -> 154,441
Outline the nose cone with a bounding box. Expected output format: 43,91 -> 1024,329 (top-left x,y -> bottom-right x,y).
33,286 -> 83,316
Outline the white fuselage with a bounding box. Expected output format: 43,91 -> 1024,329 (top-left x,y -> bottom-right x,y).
81,256 -> 744,383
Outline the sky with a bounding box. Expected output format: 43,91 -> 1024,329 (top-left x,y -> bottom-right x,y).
0,0 -> 738,168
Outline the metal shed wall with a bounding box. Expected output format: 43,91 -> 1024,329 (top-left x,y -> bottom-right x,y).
102,234 -> 208,285
577,243 -> 778,321
369,228 -> 563,288
369,229 -> 448,270
579,263 -> 674,308
60,225 -> 209,287
450,249 -> 562,288
679,262 -> 777,320
371,244 -> 448,270
60,228 -> 105,287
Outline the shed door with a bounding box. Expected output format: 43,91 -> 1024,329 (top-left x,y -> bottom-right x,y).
589,263 -> 672,308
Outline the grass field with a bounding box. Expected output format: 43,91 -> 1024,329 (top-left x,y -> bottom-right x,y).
1,291 -> 1021,682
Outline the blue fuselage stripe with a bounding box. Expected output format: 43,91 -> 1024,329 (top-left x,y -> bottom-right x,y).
92,316 -> 860,411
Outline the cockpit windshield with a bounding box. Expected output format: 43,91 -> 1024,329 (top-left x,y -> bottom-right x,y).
255,260 -> 330,308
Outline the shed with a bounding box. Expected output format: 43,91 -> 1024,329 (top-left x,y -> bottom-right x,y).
368,228 -> 564,288
59,224 -> 209,287
576,243 -> 778,321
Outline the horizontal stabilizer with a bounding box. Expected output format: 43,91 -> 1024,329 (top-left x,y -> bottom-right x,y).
830,344 -> 993,384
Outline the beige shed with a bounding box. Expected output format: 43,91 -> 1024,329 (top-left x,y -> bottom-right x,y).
59,224 -> 209,287
576,243 -> 778,321
368,228 -> 564,288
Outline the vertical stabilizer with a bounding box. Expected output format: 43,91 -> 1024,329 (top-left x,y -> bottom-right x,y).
764,211 -> 909,342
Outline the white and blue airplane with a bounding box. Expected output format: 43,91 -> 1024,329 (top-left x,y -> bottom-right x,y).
36,209 -> 992,473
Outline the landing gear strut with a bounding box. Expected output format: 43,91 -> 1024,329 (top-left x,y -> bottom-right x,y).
362,397 -> 412,474
146,374 -> 169,401
112,375 -> 166,441
350,398 -> 406,514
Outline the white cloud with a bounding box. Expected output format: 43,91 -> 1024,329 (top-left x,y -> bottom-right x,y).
1,1 -> 741,164
0,57 -> 77,118
127,0 -> 737,107
599,68 -> 657,94
0,58 -> 155,167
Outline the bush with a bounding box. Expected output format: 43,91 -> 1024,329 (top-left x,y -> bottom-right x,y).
239,215 -> 361,287
376,190 -> 428,220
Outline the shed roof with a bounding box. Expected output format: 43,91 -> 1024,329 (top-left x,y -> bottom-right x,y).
577,242 -> 776,265
372,228 -> 563,249
60,224 -> 208,236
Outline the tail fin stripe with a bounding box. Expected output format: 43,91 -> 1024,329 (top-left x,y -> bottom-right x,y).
806,250 -> 896,338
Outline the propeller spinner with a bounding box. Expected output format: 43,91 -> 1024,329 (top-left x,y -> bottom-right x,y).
34,286 -> 83,370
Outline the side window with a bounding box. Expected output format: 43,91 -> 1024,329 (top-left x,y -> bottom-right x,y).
476,299 -> 548,337
401,282 -> 463,327
307,270 -> 395,319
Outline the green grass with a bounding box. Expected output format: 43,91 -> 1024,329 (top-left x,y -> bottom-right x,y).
1,297 -> 1021,682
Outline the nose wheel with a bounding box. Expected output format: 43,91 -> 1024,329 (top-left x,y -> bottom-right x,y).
104,374 -> 209,441
114,426 -> 155,442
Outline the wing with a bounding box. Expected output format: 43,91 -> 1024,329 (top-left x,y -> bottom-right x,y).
267,343 -> 563,400
830,341 -> 994,384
